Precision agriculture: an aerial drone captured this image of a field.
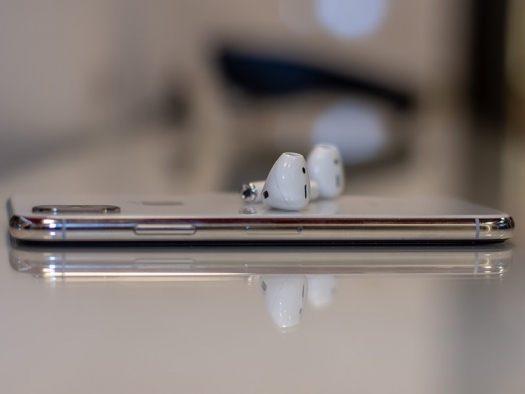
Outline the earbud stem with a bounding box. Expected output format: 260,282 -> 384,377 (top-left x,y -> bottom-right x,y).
240,181 -> 265,203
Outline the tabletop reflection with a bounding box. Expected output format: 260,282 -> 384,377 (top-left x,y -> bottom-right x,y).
8,243 -> 513,331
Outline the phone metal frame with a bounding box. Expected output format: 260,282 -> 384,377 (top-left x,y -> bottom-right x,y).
7,195 -> 515,243
9,215 -> 514,243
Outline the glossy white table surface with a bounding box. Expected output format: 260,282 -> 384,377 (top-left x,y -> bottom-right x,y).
1,233 -> 524,393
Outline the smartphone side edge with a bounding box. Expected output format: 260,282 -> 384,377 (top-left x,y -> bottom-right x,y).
9,215 -> 64,241
478,215 -> 515,241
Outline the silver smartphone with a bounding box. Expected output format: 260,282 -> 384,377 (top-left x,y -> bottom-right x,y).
7,194 -> 514,244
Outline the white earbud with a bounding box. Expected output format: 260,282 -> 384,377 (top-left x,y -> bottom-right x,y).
241,180 -> 319,204
309,180 -> 320,201
307,144 -> 344,198
260,275 -> 307,330
262,152 -> 310,211
307,275 -> 337,308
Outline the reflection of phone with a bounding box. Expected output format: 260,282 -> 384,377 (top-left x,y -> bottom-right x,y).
9,241 -> 512,279
8,194 -> 514,244
10,242 -> 512,333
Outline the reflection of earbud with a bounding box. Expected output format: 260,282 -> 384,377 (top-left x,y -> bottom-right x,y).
307,275 -> 337,308
241,180 -> 319,204
260,275 -> 307,330
262,153 -> 310,211
307,144 -> 344,198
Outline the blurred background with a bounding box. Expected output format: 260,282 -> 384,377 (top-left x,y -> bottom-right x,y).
1,0 -> 523,240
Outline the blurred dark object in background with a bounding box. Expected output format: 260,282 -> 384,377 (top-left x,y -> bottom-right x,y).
468,0 -> 507,208
470,0 -> 507,126
217,48 -> 414,109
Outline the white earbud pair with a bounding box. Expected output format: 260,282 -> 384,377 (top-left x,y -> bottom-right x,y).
240,145 -> 344,211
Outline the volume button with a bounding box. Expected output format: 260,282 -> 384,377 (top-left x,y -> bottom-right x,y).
134,224 -> 196,235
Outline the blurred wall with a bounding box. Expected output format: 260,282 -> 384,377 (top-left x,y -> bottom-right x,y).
1,1 -> 123,137
0,0 -> 472,177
